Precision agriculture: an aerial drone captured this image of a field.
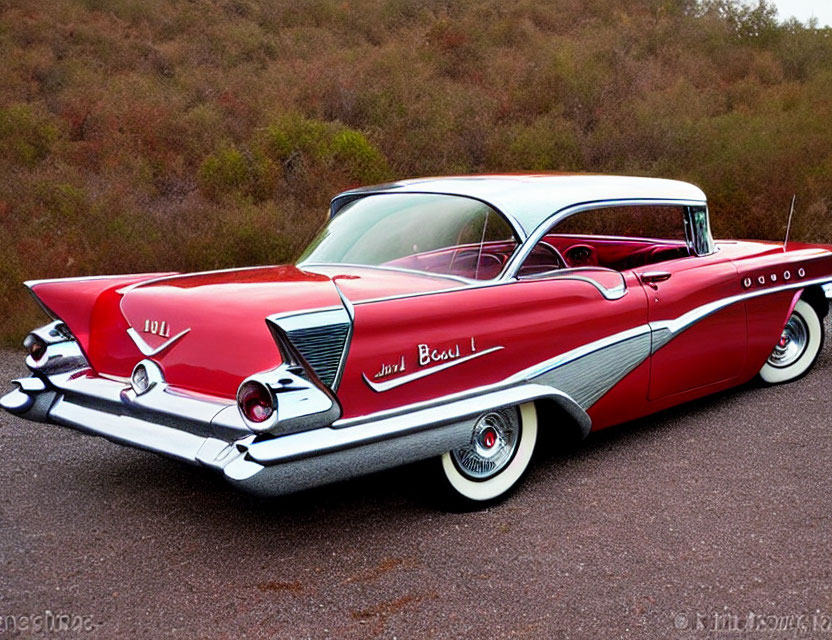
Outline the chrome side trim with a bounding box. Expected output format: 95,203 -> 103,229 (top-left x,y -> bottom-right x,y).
361,346 -> 504,392
244,383 -> 587,466
24,274 -> 140,288
351,280 -> 504,306
533,332 -> 651,408
650,275 -> 832,353
519,267 -> 628,300
507,325 -> 651,384
126,327 -> 190,357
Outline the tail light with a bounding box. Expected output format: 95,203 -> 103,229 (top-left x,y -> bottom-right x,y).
237,381 -> 276,425
23,334 -> 47,362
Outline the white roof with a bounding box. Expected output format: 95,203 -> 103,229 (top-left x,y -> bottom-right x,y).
332,174 -> 707,238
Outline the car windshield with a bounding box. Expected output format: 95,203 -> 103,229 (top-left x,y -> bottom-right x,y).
298,193 -> 519,280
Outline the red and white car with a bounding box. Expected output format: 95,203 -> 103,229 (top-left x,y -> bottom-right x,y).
4,175 -> 832,508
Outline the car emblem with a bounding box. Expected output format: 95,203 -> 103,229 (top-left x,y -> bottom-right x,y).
363,337 -> 503,392
127,321 -> 190,357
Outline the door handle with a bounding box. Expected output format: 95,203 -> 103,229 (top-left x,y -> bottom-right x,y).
641,271 -> 672,289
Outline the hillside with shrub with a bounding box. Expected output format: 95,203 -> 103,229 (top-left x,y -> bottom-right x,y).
1,0 -> 831,341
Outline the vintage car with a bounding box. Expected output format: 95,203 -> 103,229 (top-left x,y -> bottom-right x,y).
3,175 -> 832,508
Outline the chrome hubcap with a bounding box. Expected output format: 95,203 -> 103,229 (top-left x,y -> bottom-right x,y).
768,312 -> 809,368
451,409 -> 520,480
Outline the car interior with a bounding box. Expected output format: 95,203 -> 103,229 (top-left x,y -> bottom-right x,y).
385,235 -> 690,280
384,205 -> 692,280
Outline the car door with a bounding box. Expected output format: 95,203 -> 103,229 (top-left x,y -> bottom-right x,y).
540,201 -> 748,403
635,248 -> 747,402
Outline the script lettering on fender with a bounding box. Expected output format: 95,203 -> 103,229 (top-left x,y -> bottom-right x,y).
373,355 -> 406,379
362,337 -> 503,392
418,337 -> 478,366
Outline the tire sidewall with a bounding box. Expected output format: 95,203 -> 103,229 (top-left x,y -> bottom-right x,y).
759,300 -> 823,385
440,402 -> 538,504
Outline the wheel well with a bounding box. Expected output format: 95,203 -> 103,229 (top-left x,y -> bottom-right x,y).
801,286 -> 829,321
533,397 -> 589,447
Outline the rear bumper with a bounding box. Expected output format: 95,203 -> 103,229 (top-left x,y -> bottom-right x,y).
4,338 -> 575,496
0,366 -> 478,496
2,336 -> 584,497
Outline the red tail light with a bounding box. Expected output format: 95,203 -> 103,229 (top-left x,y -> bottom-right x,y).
237,381 -> 275,424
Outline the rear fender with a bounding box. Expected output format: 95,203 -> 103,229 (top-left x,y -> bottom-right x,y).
25,274 -> 176,368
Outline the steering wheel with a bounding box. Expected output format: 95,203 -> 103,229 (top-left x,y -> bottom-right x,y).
564,244 -> 598,268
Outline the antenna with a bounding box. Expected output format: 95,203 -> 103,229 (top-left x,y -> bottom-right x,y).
783,195 -> 796,253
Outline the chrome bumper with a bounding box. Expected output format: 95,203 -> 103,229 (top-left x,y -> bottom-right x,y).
824,282 -> 832,300
2,335 -> 581,497
0,367 -> 477,496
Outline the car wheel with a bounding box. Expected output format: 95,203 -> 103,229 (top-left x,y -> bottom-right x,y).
437,402 -> 538,510
759,299 -> 824,385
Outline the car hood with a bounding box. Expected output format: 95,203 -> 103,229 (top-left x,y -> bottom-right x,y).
106,264 -> 461,398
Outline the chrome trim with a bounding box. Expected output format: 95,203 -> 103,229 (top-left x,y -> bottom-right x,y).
333,281 -> 355,320
0,386 -> 35,413
649,275 -> 832,353
126,327 -> 190,357
268,307 -> 348,333
824,282 -> 832,299
235,363 -> 341,436
267,307 -> 352,390
330,175 -> 707,238
351,280 -> 504,307
24,274 -> 140,288
518,267 -> 627,300
361,346 -> 504,392
223,418 -> 475,497
28,320 -> 72,345
15,376 -> 48,393
244,383 -> 586,466
131,359 -> 165,395
507,325 -> 651,384
26,339 -> 87,375
302,262 -> 476,285
49,400 -> 212,464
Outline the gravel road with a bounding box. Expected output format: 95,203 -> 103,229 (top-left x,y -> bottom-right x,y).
1,316 -> 831,639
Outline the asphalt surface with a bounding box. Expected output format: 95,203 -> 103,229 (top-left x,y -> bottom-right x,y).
1,316 -> 832,639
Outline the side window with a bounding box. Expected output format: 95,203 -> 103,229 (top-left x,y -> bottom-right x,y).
518,205 -> 691,276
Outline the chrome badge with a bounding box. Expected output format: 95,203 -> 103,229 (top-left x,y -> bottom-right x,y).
127,321 -> 190,357
363,337 -> 503,392
143,319 -> 171,338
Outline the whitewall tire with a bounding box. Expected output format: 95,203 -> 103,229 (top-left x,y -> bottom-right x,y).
438,402 -> 538,509
759,299 -> 824,385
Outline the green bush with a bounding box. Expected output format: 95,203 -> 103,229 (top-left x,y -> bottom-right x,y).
0,104 -> 59,167
197,144 -> 278,202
